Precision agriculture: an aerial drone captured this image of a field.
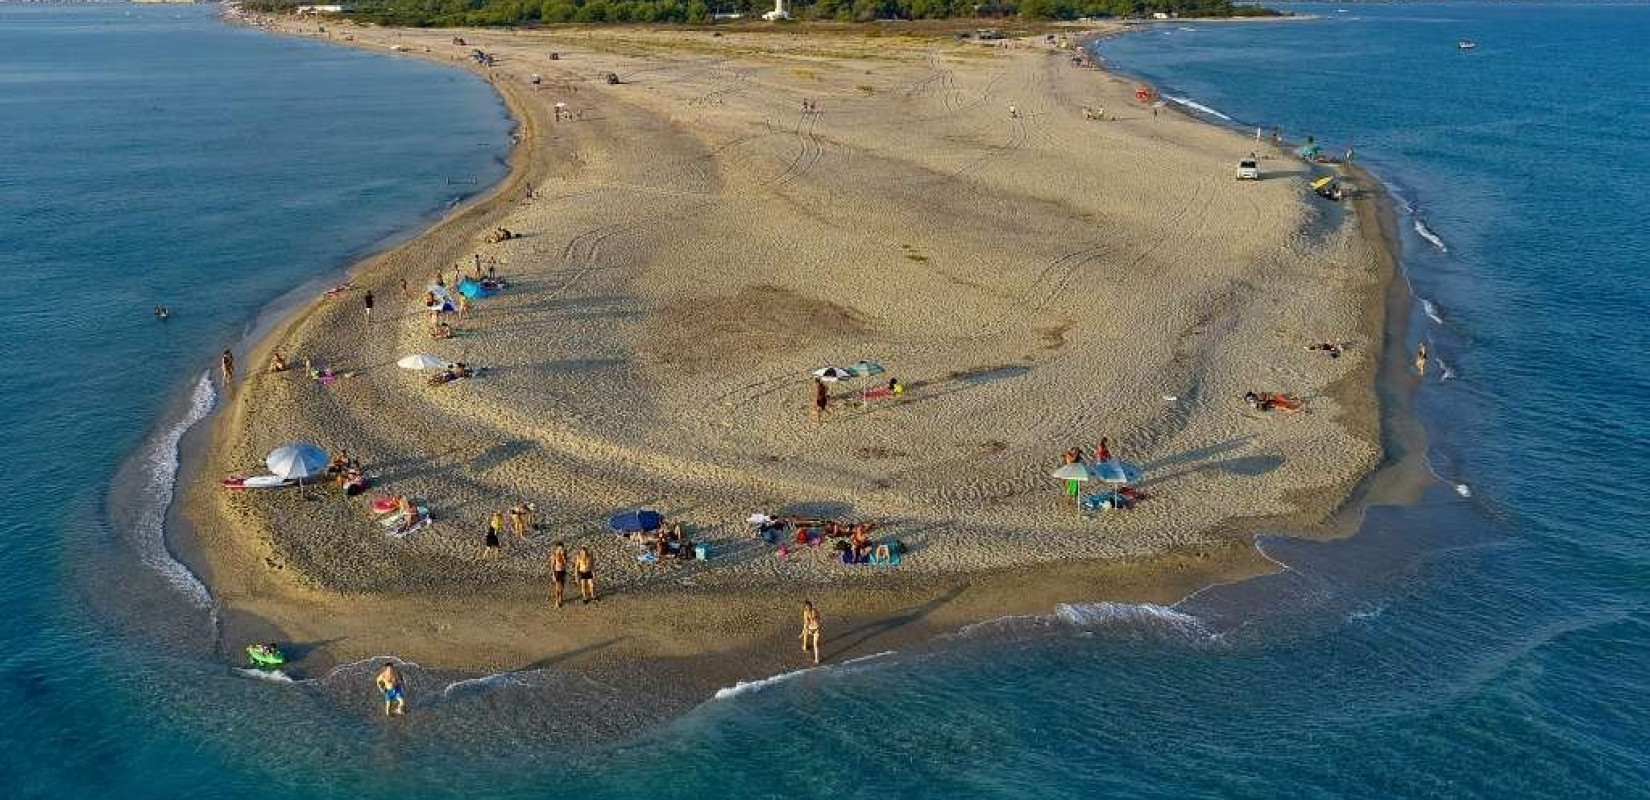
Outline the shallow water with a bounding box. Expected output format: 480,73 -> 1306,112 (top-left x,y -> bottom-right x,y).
5,2 -> 1649,797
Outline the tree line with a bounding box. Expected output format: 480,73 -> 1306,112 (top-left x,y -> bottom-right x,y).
243,0 -> 1272,27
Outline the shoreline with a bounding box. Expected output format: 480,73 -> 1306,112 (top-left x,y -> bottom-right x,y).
177,15 -> 1422,724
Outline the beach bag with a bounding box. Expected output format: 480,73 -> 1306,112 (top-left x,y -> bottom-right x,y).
841,549 -> 856,565
695,543 -> 710,561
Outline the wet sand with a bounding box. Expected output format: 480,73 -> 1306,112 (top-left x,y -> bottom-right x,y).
192,15 -> 1395,719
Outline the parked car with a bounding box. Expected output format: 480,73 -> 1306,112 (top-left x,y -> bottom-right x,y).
1236,159 -> 1260,180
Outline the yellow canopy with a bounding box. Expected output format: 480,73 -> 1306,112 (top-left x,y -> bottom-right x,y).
1311,176 -> 1336,190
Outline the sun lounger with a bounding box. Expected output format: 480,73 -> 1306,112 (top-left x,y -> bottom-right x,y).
220,475 -> 295,490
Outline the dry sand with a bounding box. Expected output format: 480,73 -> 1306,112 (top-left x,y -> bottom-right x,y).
193,16 -> 1390,712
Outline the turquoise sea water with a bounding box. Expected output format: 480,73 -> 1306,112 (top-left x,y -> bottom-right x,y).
5,2 -> 1648,797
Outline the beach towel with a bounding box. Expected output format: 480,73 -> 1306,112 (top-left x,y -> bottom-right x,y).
380,505 -> 430,529
386,515 -> 431,539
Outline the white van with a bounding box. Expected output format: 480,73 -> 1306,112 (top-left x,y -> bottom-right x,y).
1236,159 -> 1260,180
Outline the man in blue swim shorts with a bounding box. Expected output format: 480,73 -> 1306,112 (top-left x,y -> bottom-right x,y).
375,661 -> 406,717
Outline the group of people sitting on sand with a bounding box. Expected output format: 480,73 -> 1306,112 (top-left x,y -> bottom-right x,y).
326,450 -> 368,495
484,227 -> 516,243
748,514 -> 903,565
650,523 -> 700,563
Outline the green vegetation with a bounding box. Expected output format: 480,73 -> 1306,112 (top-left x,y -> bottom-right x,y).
241,0 -> 1273,27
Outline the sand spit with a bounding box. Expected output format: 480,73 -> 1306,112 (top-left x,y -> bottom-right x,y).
194,18 -> 1387,707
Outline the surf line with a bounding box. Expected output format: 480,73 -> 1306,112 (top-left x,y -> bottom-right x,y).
132,371 -> 217,609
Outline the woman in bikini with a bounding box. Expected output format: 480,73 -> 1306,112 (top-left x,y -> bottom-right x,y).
800,600 -> 822,665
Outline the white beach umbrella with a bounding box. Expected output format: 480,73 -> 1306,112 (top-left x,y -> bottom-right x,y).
397,354 -> 448,371
265,443 -> 329,481
1050,463 -> 1094,482
813,366 -> 853,382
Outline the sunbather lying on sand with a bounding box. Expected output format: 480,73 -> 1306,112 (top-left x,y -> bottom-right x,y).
1305,341 -> 1344,358
428,363 -> 477,386
1244,391 -> 1306,413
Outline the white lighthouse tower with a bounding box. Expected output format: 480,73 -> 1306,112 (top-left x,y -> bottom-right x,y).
762,0 -> 791,21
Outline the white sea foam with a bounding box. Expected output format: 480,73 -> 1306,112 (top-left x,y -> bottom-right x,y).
235,667 -> 300,684
1163,95 -> 1233,121
441,671 -> 525,697
1413,219 -> 1448,252
1455,483 -> 1472,497
1347,602 -> 1386,622
713,666 -> 819,700
132,372 -> 216,608
1438,359 -> 1456,381
1421,298 -> 1445,324
711,651 -> 893,701
1054,601 -> 1211,637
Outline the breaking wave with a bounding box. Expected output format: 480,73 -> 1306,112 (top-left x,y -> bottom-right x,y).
1163,94 -> 1233,121
131,372 -> 216,608
1413,219 -> 1448,252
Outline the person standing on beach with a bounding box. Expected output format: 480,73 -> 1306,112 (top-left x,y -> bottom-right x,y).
574,547 -> 596,604
550,542 -> 568,609
400,277 -> 410,301
485,512 -> 502,557
220,349 -> 234,385
510,505 -> 528,540
375,661 -> 406,717
363,289 -> 374,324
1094,436 -> 1111,464
1061,447 -> 1085,502
812,378 -> 829,421
800,600 -> 822,665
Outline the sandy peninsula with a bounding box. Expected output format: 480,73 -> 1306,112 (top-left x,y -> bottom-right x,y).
193,14 -> 1390,712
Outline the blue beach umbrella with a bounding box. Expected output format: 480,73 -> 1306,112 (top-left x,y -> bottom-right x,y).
1092,460 -> 1143,486
847,360 -> 885,378
609,509 -> 664,533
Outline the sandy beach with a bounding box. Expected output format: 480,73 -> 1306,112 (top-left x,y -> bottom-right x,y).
192,15 -> 1392,716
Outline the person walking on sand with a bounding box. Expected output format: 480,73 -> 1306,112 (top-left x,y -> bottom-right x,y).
220,349 -> 234,384
800,600 -> 822,665
363,289 -> 374,324
375,661 -> 406,717
550,542 -> 569,608
574,547 -> 596,604
484,512 -> 502,557
1415,342 -> 1429,377
1094,436 -> 1111,464
812,378 -> 829,421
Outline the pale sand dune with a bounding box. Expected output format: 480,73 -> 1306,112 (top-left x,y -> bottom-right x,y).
194,19 -> 1387,692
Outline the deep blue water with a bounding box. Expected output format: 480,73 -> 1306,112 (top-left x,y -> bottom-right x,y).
5,2 -> 1649,797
